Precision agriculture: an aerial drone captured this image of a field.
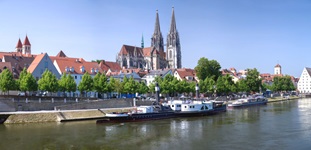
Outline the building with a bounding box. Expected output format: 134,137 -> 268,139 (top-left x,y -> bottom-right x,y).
116,8 -> 181,70
142,69 -> 173,86
274,64 -> 282,75
27,53 -> 60,80
297,67 -> 311,93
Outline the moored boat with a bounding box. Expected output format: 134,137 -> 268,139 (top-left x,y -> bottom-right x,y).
227,95 -> 267,108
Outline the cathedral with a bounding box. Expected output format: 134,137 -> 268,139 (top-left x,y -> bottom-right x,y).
116,7 -> 182,70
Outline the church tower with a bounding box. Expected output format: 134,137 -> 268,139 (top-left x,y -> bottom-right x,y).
15,38 -> 23,53
274,64 -> 282,75
151,10 -> 164,53
166,7 -> 181,69
22,35 -> 31,55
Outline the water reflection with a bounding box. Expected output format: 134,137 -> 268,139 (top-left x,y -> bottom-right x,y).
0,99 -> 311,149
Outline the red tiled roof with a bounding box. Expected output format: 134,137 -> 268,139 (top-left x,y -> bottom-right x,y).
176,68 -> 196,81
143,47 -> 152,57
99,60 -> 121,72
2,54 -> 35,78
54,57 -> 103,75
0,62 -> 12,73
118,45 -> 144,57
16,38 -> 23,48
23,35 -> 31,45
27,53 -> 46,73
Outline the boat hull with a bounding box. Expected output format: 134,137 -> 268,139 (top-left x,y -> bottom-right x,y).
97,112 -> 176,123
228,101 -> 267,108
97,106 -> 227,123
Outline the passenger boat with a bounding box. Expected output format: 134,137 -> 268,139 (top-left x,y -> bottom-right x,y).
96,99 -> 227,123
227,95 -> 268,108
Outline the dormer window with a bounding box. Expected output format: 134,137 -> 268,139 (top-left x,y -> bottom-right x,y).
70,67 -> 74,72
65,66 -> 69,72
95,68 -> 99,73
91,68 -> 95,73
80,66 -> 85,73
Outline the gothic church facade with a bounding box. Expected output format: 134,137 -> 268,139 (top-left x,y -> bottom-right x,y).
116,8 -> 181,70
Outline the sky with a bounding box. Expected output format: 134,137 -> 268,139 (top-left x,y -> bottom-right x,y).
1,0 -> 311,77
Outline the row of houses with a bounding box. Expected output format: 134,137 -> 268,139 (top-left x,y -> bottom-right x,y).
1,36 -> 305,95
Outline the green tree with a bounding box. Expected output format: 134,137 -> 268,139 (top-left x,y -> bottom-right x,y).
194,57 -> 221,81
93,72 -> 109,97
148,76 -> 163,93
19,72 -> 37,93
38,69 -> 59,95
160,74 -> 175,96
138,81 -> 149,94
199,77 -> 216,95
108,77 -> 123,98
58,73 -> 77,97
272,76 -> 295,92
244,68 -> 262,93
123,76 -> 138,94
66,74 -> 77,96
0,69 -> 15,95
78,72 -> 93,97
216,74 -> 235,95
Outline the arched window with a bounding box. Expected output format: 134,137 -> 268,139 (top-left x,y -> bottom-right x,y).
169,50 -> 172,59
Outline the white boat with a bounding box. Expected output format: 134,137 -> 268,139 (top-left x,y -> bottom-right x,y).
228,95 -> 268,108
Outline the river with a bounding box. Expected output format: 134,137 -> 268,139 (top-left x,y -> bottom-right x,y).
0,98 -> 311,150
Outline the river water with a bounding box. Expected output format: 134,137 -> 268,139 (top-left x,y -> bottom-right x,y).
0,98 -> 311,150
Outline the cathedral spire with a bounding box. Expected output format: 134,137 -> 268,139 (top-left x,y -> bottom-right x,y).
154,10 -> 161,36
167,7 -> 182,69
151,10 -> 164,52
170,7 -> 177,33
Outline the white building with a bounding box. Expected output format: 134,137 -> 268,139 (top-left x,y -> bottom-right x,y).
297,67 -> 311,93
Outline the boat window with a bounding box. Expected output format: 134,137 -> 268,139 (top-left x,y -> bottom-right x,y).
185,106 -> 187,108
201,106 -> 204,110
172,105 -> 174,107
205,106 -> 208,110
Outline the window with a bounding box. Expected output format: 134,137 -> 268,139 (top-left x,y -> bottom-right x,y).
169,50 -> 172,59
75,76 -> 77,79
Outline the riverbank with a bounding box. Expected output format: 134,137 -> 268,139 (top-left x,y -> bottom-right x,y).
1,107 -> 135,124
267,96 -> 301,102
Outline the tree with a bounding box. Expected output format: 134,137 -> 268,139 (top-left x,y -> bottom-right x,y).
194,57 -> 221,81
78,72 -> 93,97
38,69 -> 59,95
123,76 -> 139,94
160,74 -> 175,96
148,76 -> 163,93
58,73 -> 76,97
108,77 -> 123,98
244,68 -> 262,93
216,74 -> 235,95
66,74 -> 77,96
0,69 -> 15,95
19,72 -> 37,93
199,77 -> 216,95
93,72 -> 109,97
272,76 -> 295,92
138,81 -> 149,94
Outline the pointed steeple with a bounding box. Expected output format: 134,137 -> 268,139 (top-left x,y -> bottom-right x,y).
22,35 -> 31,54
16,38 -> 23,48
23,35 -> 31,46
169,7 -> 177,33
167,7 -> 182,69
154,10 -> 161,35
141,34 -> 144,48
151,10 -> 164,52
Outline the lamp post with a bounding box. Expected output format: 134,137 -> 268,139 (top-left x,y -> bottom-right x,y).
195,83 -> 199,98
155,82 -> 160,103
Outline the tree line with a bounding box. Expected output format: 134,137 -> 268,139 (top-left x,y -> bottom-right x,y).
0,57 -> 296,97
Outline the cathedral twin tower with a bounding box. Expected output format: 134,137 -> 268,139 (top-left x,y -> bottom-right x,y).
117,7 -> 181,70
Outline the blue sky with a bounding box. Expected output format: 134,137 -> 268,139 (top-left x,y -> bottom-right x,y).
1,0 -> 311,77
